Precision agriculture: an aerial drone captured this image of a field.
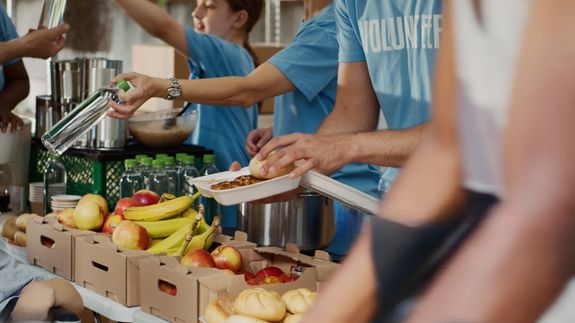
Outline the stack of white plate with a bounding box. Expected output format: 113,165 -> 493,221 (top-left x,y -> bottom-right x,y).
51,195 -> 81,211
28,182 -> 67,203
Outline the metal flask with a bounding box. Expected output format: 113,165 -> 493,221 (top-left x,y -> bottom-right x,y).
38,0 -> 68,29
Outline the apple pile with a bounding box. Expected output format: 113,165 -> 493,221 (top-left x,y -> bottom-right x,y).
180,245 -> 300,286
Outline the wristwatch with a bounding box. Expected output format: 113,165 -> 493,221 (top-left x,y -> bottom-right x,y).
166,77 -> 182,100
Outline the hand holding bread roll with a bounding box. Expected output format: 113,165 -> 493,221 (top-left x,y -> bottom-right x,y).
233,288 -> 286,322
281,288 -> 317,314
249,151 -> 294,179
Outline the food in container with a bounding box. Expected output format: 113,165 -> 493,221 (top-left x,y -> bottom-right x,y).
127,108 -> 198,147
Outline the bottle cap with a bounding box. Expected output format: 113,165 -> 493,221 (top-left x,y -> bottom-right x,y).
125,159 -> 138,168
141,158 -> 153,166
203,154 -> 215,164
155,154 -> 169,160
164,158 -> 175,166
117,79 -> 130,92
152,159 -> 165,169
176,153 -> 188,159
183,156 -> 195,165
135,154 -> 148,162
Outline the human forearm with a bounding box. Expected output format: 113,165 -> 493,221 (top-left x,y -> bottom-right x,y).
45,279 -> 84,316
303,231 -> 376,323
0,39 -> 24,63
0,79 -> 29,111
335,123 -> 427,168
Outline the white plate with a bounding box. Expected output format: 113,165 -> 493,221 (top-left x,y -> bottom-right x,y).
301,171 -> 380,215
191,167 -> 301,205
51,194 -> 81,201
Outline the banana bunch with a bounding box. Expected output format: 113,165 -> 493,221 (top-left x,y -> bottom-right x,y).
145,204 -> 221,257
124,192 -> 200,221
135,217 -> 195,239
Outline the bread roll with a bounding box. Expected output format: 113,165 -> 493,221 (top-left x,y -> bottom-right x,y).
233,288 -> 286,322
226,315 -> 269,323
249,152 -> 294,179
1,215 -> 18,240
206,296 -> 236,323
283,313 -> 304,323
15,213 -> 37,232
281,288 -> 317,314
13,230 -> 27,247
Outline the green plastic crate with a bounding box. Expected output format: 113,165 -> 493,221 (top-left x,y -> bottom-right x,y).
29,139 -> 212,211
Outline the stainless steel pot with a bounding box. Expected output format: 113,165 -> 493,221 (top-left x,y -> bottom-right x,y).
237,191 -> 335,251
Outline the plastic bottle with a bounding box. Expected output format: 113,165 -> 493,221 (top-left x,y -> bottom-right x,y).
120,159 -> 144,198
199,154 -> 220,223
139,157 -> 153,189
148,160 -> 169,196
180,156 -> 199,196
163,157 -> 179,195
41,79 -> 132,155
43,155 -> 67,214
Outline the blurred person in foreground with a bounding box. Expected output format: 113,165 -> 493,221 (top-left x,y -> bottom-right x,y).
0,2 -> 68,133
302,0 -> 575,322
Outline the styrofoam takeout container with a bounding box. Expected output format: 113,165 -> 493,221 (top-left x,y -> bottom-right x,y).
190,167 -> 300,205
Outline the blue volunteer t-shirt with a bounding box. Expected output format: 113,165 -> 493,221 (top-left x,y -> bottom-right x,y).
183,28 -> 258,227
269,4 -> 381,198
336,0 -> 442,186
183,27 -> 258,172
0,3 -> 20,90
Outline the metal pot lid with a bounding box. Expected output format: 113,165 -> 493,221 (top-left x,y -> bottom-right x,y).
300,171 -> 380,215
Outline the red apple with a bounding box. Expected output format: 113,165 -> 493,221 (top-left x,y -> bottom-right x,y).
101,213 -> 124,235
181,249 -> 216,268
114,197 -> 139,216
74,199 -> 105,231
255,266 -> 285,280
210,245 -> 243,272
132,190 -> 160,206
264,276 -> 283,285
57,208 -> 76,228
240,271 -> 255,281
158,281 -> 177,296
246,276 -> 264,286
111,220 -> 150,250
81,194 -> 109,216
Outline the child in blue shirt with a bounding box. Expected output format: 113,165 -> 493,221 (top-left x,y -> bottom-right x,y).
112,0 -> 263,173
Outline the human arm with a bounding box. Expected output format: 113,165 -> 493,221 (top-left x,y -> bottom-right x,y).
107,63 -> 294,118
114,0 -> 186,56
406,1 -> 575,321
0,61 -> 29,132
0,24 -> 68,63
246,127 -> 273,157
11,279 -> 83,321
255,60 -> 427,178
302,3 -> 463,321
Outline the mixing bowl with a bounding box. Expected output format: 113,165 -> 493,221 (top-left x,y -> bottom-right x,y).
127,108 -> 198,147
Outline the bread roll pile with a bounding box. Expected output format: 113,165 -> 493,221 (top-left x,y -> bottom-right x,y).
205,288 -> 317,323
1,213 -> 36,247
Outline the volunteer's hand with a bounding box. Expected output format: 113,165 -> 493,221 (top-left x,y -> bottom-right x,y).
20,24 -> 69,59
107,72 -> 158,119
256,133 -> 350,178
245,127 -> 273,157
0,108 -> 24,132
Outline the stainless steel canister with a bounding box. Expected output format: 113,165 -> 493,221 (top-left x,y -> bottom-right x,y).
92,65 -> 126,150
237,191 -> 335,251
38,0 -> 68,29
50,59 -> 82,113
35,95 -> 61,138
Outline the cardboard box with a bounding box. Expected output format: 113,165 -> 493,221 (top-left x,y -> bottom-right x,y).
26,215 -> 97,281
74,235 -> 154,307
139,231 -> 257,323
139,237 -> 339,323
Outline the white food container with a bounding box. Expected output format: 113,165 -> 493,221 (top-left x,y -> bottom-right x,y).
191,167 -> 301,205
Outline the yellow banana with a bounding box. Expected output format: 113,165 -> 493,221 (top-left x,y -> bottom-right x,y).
196,218 -> 210,235
182,214 -> 221,256
135,217 -> 195,239
149,239 -> 164,248
124,196 -> 194,221
146,223 -> 191,254
181,207 -> 198,219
